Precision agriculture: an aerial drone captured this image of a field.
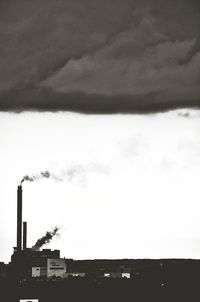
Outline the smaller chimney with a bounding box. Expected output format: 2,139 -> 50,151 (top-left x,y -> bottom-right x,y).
23,222 -> 27,250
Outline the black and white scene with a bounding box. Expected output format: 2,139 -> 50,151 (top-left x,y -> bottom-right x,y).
0,1 -> 200,301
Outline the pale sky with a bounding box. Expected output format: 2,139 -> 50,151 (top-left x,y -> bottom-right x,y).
1,0 -> 200,265
1,109 -> 200,263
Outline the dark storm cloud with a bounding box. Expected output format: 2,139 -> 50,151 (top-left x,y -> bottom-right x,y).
0,88 -> 199,114
0,0 -> 200,113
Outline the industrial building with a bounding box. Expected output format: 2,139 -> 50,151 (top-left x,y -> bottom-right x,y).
2,183 -> 200,301
8,183 -> 133,281
9,184 -> 62,280
10,183 -> 180,282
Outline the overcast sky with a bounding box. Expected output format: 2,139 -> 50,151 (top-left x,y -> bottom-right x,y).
1,109 -> 200,263
0,1 -> 200,263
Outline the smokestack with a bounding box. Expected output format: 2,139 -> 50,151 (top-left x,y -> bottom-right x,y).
17,185 -> 22,252
23,222 -> 27,250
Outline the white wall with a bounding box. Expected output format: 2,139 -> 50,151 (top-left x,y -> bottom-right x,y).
32,267 -> 40,278
47,258 -> 66,278
20,300 -> 39,302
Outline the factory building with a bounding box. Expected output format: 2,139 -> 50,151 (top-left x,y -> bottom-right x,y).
8,183 -> 136,281
47,258 -> 66,278
9,184 -> 61,280
10,248 -> 60,280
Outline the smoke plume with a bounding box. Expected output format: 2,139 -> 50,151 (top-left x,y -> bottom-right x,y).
20,164 -> 109,186
21,170 -> 61,184
32,227 -> 59,251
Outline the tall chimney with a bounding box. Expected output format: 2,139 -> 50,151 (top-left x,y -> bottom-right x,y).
17,185 -> 22,252
23,222 -> 27,250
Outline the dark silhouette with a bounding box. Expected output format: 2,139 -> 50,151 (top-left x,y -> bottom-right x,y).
2,184 -> 200,301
